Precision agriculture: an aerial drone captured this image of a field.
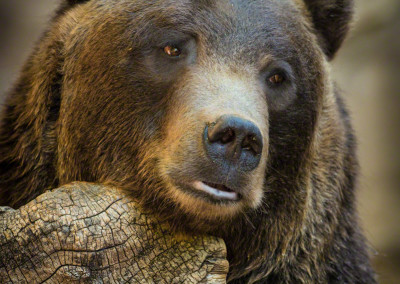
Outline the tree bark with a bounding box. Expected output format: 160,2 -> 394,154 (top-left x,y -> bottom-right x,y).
0,182 -> 228,283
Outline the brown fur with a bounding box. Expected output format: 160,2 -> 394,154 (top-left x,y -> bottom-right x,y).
0,0 -> 376,282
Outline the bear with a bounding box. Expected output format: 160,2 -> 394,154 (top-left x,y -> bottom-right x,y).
0,0 -> 376,283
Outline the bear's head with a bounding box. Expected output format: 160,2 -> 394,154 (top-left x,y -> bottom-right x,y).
1,0 -> 353,226
0,0 -> 354,279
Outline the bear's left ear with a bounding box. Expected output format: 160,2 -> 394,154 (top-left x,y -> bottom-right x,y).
303,0 -> 354,60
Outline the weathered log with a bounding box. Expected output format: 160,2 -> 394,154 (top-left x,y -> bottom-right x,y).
0,182 -> 228,283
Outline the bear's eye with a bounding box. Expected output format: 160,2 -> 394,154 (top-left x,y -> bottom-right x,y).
268,73 -> 285,86
163,45 -> 182,57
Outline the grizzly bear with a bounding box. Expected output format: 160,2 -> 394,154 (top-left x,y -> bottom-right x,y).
0,0 -> 376,282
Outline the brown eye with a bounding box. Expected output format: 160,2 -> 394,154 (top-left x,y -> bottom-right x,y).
269,74 -> 284,85
164,45 -> 181,57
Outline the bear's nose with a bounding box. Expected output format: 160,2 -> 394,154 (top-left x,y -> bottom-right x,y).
204,115 -> 263,172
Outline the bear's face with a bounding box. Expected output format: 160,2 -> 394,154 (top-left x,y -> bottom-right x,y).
57,0 -> 325,225
3,1 -> 376,282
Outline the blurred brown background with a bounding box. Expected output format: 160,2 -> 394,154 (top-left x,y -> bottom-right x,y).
0,1 -> 399,283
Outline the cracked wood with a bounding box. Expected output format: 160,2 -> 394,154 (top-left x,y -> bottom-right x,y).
0,182 -> 228,283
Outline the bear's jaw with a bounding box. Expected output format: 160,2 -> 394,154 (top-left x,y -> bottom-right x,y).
160,167 -> 265,221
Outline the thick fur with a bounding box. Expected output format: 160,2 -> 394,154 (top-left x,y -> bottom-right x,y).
0,0 -> 375,283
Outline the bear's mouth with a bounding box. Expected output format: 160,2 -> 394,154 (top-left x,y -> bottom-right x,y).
192,181 -> 240,201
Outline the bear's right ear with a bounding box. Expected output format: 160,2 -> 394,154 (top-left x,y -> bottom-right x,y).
302,0 -> 354,60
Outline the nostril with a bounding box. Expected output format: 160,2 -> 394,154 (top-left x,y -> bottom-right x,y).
242,134 -> 262,155
207,124 -> 236,144
220,128 -> 235,144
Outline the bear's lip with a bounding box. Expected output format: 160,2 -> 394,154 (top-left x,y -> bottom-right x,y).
191,181 -> 239,201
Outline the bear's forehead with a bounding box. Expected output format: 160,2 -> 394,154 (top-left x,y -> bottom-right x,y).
95,0 -> 305,36
113,0 -> 306,56
74,0 -> 313,68
131,0 -> 303,32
